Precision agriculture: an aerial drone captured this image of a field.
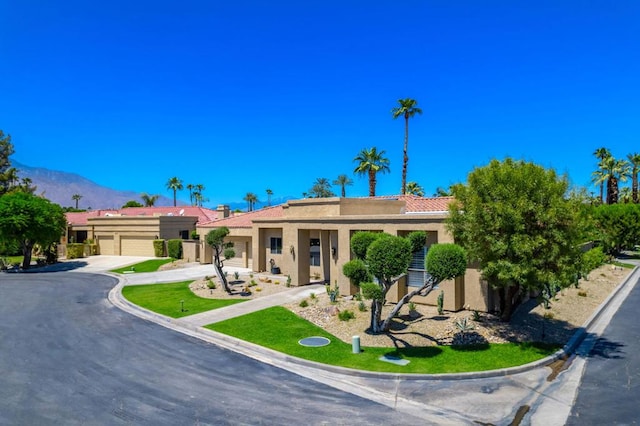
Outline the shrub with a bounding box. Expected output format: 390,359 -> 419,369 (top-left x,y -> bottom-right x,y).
408,302 -> 417,312
299,299 -> 309,308
578,290 -> 588,297
286,275 -> 291,287
455,317 -> 474,332
206,279 -> 216,289
255,287 -> 262,292
350,231 -> 380,260
234,271 -> 240,280
437,291 -> 444,315
167,239 -> 183,259
338,310 -> 355,321
581,246 -> 608,277
153,239 -> 165,257
66,243 -> 85,259
358,301 -> 367,312
360,282 -> 383,301
309,292 -> 316,300
250,280 -> 257,287
342,258 -> 371,286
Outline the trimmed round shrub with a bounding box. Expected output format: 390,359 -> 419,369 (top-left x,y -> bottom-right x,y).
425,243 -> 467,282
342,258 -> 371,286
350,231 -> 381,260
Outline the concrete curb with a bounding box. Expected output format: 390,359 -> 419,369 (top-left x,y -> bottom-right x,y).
108,265 -> 639,381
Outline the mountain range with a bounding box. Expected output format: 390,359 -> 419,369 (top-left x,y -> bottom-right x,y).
12,161 -> 291,211
13,161 -> 176,210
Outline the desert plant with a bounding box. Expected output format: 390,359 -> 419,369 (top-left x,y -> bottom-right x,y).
578,290 -> 588,297
455,317 -> 475,332
408,301 -> 417,312
286,275 -> 291,287
249,280 -> 257,287
274,280 -> 280,285
310,292 -> 316,300
358,301 -> 367,312
66,243 -> 85,259
338,310 -> 355,321
206,279 -> 216,289
234,271 -> 240,280
255,287 -> 262,292
437,290 -> 444,315
472,310 -> 481,322
328,284 -> 340,303
299,299 -> 309,308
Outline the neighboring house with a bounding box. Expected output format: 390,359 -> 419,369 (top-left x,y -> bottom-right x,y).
196,196 -> 492,312
64,206 -> 227,257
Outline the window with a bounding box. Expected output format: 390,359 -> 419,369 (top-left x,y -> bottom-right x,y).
270,237 -> 282,254
310,238 -> 320,266
407,245 -> 427,287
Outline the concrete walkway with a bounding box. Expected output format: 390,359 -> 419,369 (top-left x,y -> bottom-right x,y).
178,284 -> 326,327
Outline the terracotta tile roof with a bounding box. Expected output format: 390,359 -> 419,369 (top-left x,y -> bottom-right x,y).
200,205 -> 285,228
367,195 -> 454,213
65,206 -> 219,226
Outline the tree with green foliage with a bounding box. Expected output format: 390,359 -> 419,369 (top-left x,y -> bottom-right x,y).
332,174 -> 353,198
307,177 -> 335,198
353,147 -> 390,197
266,188 -> 273,206
206,227 -> 236,293
140,193 -> 159,207
592,147 -> 611,204
243,192 -> 258,211
122,200 -> 143,208
447,158 -> 583,321
627,152 -> 640,203
0,130 -> 17,196
186,183 -> 195,206
0,192 -> 66,269
590,203 -> 640,255
405,181 -> 424,196
166,176 -> 183,207
72,194 -> 82,209
391,98 -> 422,195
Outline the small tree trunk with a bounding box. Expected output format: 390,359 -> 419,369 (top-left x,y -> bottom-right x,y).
500,284 -> 521,322
370,299 -> 384,333
21,240 -> 33,269
380,278 -> 438,332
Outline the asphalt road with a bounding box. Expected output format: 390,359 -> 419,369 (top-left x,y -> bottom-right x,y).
566,272 -> 640,425
0,272 -> 423,425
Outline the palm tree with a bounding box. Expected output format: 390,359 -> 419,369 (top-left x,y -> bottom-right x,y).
593,147 -> 612,204
141,193 -> 159,207
627,152 -> 640,203
71,193 -> 82,209
266,188 -> 273,206
433,186 -> 451,197
332,174 -> 353,197
193,191 -> 207,207
195,184 -> 205,207
308,178 -> 335,198
243,192 -> 258,211
353,147 -> 390,197
405,181 -> 424,196
600,156 -> 630,204
166,177 -> 183,207
186,184 -> 194,206
392,98 -> 422,195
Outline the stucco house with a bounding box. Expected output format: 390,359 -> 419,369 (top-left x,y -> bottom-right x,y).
196,196 -> 492,312
64,196 -> 494,312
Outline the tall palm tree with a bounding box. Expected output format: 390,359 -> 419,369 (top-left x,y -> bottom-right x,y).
266,188 -> 273,206
195,184 -> 205,207
186,184 -> 194,206
600,156 -> 630,204
308,178 -> 335,198
593,147 -> 612,204
405,181 -> 424,197
353,147 -> 391,197
392,98 -> 422,195
140,193 -> 159,207
332,174 -> 353,198
72,193 -> 82,209
166,177 -> 183,207
243,192 -> 258,211
627,152 -> 640,203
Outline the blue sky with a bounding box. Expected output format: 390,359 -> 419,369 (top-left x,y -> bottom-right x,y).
1,1 -> 638,207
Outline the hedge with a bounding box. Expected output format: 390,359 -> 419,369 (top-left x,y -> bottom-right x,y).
153,239 -> 165,257
66,243 -> 85,259
167,239 -> 183,259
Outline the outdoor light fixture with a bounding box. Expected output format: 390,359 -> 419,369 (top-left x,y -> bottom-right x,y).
331,247 -> 337,256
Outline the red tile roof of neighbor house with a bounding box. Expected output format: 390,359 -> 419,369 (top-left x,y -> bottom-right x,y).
65,206 -> 219,226
199,205 -> 285,228
200,196 -> 454,229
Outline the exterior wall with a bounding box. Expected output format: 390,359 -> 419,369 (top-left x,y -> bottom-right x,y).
182,240 -> 200,263
87,215 -> 197,257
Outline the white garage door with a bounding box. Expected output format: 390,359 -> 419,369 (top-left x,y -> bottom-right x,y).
121,236 -> 155,257
98,236 -> 114,255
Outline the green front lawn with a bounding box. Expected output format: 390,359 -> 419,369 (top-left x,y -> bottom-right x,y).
207,306 -> 559,374
111,258 -> 176,273
121,281 -> 245,318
